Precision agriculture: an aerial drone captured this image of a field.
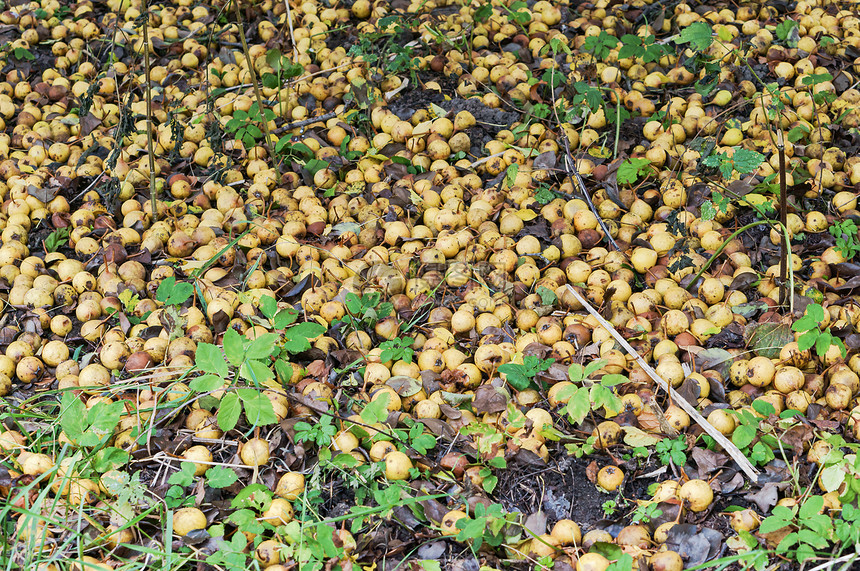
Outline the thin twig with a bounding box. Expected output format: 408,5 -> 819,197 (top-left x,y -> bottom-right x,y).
232,0 -> 276,167
271,110 -> 340,135
565,284 -> 761,483
142,7 -> 157,221
547,78 -> 619,251
777,129 -> 788,307
562,139 -> 620,251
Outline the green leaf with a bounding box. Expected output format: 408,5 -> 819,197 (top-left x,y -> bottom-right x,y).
792,315 -> 818,332
240,392 -> 278,427
262,73 -> 279,89
196,343 -> 229,377
747,322 -> 794,359
305,159 -> 329,176
259,295 -> 278,319
88,401 -> 124,436
732,148 -> 766,175
498,364 -> 532,391
361,394 -> 390,424
231,484 -> 272,510
483,474 -> 498,493
759,516 -> 792,534
333,453 -> 359,468
617,157 -> 651,185
412,433 -> 437,455
776,531 -> 799,553
591,384 -> 621,416
601,374 -> 627,387
60,392 -> 87,441
218,392 -> 242,432
274,359 -> 293,384
582,358 -> 607,379
732,424 -> 756,449
617,35 -> 642,59
563,390 -> 590,425
797,528 -> 828,549
283,61 -> 304,78
274,307 -> 298,329
505,163 -> 519,188
775,20 -> 797,41
168,462 -> 197,487
536,286 -> 557,306
246,333 -> 279,360
189,373 -> 226,393
223,328 -> 244,366
156,276 -> 177,303
752,400 -> 776,417
283,322 -> 325,353
474,4 -> 492,22
787,124 -> 809,142
239,359 -> 274,385
607,554 -> 634,571
815,331 -> 833,357
487,457 -> 507,469
797,330 -> 817,352
799,494 -> 825,519
91,447 -> 129,473
266,49 -> 282,73
676,21 -> 713,50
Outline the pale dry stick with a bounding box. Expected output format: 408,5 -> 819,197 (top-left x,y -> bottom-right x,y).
807,552 -> 859,571
284,0 -> 298,60
565,284 -> 761,483
384,78 -> 409,101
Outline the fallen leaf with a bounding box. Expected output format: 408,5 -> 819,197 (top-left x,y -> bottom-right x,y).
306,360 -> 328,379
523,511 -> 547,536
516,208 -> 538,221
586,460 -> 599,484
27,184 -> 58,203
694,348 -> 733,381
744,482 -> 780,512
622,426 -> 662,447
676,377 -> 701,408
417,419 -> 454,439
472,385 -> 508,414
745,322 -> 793,359
664,524 -> 722,567
387,375 -> 423,397
533,151 -> 557,170
417,541 -> 447,560
691,447 -> 728,474
80,112 -> 102,137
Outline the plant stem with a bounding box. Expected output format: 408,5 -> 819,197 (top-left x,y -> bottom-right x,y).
777,129 -> 788,307
613,91 -> 621,160
142,7 -> 157,222
684,220 -> 781,291
232,0 -> 276,169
